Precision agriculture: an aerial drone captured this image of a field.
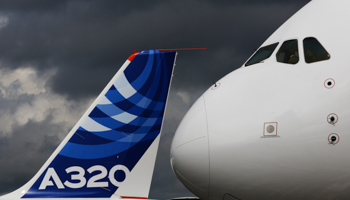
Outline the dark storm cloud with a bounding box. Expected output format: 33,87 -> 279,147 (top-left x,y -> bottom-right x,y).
0,1 -> 311,199
0,0 -> 309,100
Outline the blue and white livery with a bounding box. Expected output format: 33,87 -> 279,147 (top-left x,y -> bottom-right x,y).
0,49 -> 177,200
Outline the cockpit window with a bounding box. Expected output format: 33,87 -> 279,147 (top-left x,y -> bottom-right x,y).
303,37 -> 330,63
245,43 -> 279,66
276,39 -> 299,64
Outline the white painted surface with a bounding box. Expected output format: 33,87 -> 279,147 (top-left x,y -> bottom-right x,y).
171,0 -> 350,199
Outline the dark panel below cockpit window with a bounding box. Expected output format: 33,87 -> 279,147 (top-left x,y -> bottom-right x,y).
276,39 -> 299,64
245,43 -> 279,66
303,37 -> 330,63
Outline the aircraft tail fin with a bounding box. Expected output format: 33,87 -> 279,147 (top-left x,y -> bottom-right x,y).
1,50 -> 177,199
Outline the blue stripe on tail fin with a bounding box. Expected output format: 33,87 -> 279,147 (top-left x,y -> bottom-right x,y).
21,50 -> 176,198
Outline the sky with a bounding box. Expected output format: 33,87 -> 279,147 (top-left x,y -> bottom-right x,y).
0,1 -> 310,199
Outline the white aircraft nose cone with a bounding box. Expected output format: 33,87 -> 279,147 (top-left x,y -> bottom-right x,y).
170,96 -> 209,200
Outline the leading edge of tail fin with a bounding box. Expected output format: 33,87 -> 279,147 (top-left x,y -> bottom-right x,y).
3,50 -> 177,199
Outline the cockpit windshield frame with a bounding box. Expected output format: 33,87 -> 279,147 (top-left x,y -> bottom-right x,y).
276,39 -> 299,65
303,37 -> 330,63
245,43 -> 279,66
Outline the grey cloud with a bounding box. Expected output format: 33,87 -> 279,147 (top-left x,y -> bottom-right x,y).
0,0 -> 309,100
0,115 -> 64,194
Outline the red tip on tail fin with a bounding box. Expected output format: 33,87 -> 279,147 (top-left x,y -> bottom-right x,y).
128,52 -> 139,61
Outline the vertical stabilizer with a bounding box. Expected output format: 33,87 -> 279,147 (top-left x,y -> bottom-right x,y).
1,50 -> 177,199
